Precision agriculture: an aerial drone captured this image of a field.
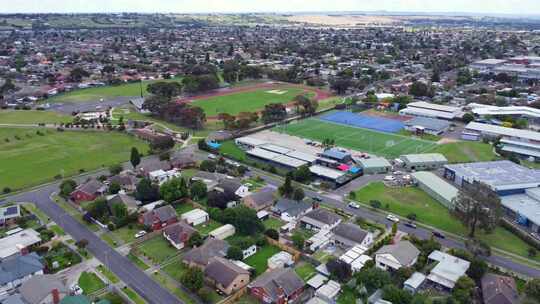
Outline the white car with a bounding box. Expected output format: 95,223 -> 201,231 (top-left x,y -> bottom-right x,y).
208,154 -> 217,160
134,231 -> 147,238
384,175 -> 396,181
386,214 -> 400,223
348,202 -> 360,209
70,284 -> 83,295
393,171 -> 404,175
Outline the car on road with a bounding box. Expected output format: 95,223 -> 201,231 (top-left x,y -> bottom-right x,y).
208,154 -> 217,160
134,231 -> 147,238
384,175 -> 396,181
393,171 -> 404,175
432,231 -> 446,238
386,214 -> 399,223
312,197 -> 322,202
404,221 -> 417,229
348,202 -> 360,209
70,284 -> 83,295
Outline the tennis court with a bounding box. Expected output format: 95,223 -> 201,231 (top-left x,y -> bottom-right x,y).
274,118 -> 437,158
320,111 -> 404,133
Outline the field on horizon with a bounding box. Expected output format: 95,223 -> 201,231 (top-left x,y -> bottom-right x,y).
0,128 -> 148,190
274,118 -> 437,158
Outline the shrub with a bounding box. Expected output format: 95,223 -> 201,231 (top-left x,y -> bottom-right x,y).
407,213 -> 417,221
265,229 -> 279,240
2,187 -> 11,194
370,200 -> 382,209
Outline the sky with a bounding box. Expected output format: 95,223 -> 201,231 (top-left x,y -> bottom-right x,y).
0,0 -> 539,15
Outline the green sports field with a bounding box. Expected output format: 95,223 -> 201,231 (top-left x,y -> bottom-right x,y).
192,87 -> 310,117
0,128 -> 148,190
274,118 -> 437,158
0,110 -> 72,124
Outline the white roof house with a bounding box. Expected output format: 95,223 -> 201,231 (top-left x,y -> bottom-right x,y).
0,229 -> 41,259
404,272 -> 427,293
427,250 -> 470,289
267,251 -> 294,270
180,209 -> 209,226
315,280 -> 341,302
148,169 -> 181,185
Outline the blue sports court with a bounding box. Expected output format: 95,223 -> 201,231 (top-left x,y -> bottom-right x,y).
319,111 -> 405,133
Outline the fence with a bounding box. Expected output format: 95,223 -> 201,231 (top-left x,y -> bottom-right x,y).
216,287 -> 248,304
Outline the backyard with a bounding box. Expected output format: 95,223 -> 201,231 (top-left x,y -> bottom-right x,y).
244,244 -> 281,276
0,128 -> 148,190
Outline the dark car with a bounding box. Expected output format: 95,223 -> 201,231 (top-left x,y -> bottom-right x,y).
404,221 -> 417,229
312,197 -> 323,202
432,231 -> 445,238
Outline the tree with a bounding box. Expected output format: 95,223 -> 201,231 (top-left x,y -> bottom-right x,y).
356,267 -> 392,293
147,81 -> 183,99
452,182 -> 501,237
265,229 -> 279,240
69,67 -> 90,82
190,181 -> 207,200
160,178 -> 189,203
109,164 -> 123,175
135,178 -> 160,202
187,232 -> 203,247
326,258 -> 352,282
382,284 -> 412,304
294,95 -> 318,116
452,276 -> 475,304
59,179 -> 77,197
108,182 -> 121,195
293,165 -> 312,183
467,258 -> 487,282
75,239 -> 89,249
261,103 -> 287,124
330,77 -> 353,95
292,187 -> 305,201
130,147 -> 141,169
291,232 -> 305,250
278,174 -> 295,198
462,113 -> 475,123
227,246 -> 244,260
150,136 -> 175,152
86,197 -> 109,219
409,81 -> 433,97
200,160 -> 216,172
524,278 -> 540,300
181,267 -> 204,292
111,202 -> 128,219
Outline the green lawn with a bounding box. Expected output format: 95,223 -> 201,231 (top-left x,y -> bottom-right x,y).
244,245 -> 281,276
22,203 -> 50,224
219,140 -> 247,161
161,258 -> 187,282
101,292 -> 125,304
294,262 -> 317,281
0,128 -> 148,190
433,141 -> 498,163
111,225 -> 141,244
174,203 -> 196,216
192,87 -> 307,117
0,110 -> 72,124
49,225 -> 65,236
263,217 -> 285,230
275,118 -> 437,158
101,233 -> 118,247
137,236 -> 178,264
48,78 -> 182,103
122,287 -> 146,304
337,286 -> 358,304
152,271 -> 196,304
78,271 -> 106,294
354,182 -> 540,262
195,220 -> 223,236
128,253 -> 150,270
97,265 -> 119,284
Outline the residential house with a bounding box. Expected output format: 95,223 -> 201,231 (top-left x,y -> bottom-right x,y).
148,169 -> 180,185
249,268 -> 305,304
163,221 -> 197,250
138,205 -> 178,231
271,199 -> 312,222
299,208 -> 342,231
107,174 -> 137,192
70,179 -> 106,203
107,194 -> 141,213
180,209 -> 209,226
19,274 -> 69,304
0,229 -> 42,260
426,250 -> 470,290
0,206 -> 21,227
183,239 -> 229,269
481,273 -> 520,304
213,179 -> 250,202
171,153 -> 197,169
375,241 -> 420,271
242,187 -> 276,211
204,257 -> 250,295
191,171 -> 227,190
0,253 -> 44,295
331,222 -> 373,249
137,160 -> 171,177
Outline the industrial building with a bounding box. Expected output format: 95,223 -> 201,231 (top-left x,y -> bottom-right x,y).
399,101 -> 463,120
443,161 -> 540,196
500,188 -> 540,234
399,153 -> 448,171
462,122 -> 540,160
411,171 -> 459,209
404,117 -> 451,135
356,157 -> 392,174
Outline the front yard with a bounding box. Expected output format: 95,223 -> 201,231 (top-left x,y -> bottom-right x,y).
136,236 -> 179,264
78,271 -> 106,294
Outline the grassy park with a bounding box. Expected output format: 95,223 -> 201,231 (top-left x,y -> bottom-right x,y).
0,128 -> 147,190
0,110 -> 72,124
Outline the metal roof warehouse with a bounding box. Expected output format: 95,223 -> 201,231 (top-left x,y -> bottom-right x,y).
412,171 -> 459,209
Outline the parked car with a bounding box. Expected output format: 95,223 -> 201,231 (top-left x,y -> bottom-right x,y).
384,175 -> 396,181
386,214 -> 399,223
312,197 -> 323,202
432,231 -> 446,238
134,231 -> 147,238
208,154 -> 217,160
70,284 -> 83,295
393,171 -> 403,175
348,202 -> 360,209
404,221 -> 417,229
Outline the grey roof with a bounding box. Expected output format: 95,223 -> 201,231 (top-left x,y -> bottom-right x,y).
108,194 -> 141,209
138,160 -> 171,173
302,208 -> 341,226
107,174 -> 137,188
0,253 -> 44,285
183,239 -> 229,267
76,179 -> 104,195
204,257 -> 249,287
217,179 -> 242,195
244,187 -> 276,208
321,148 -> 351,161
171,153 -> 197,166
375,241 -> 420,266
404,117 -> 450,132
445,160 -> 540,191
481,273 -> 519,304
272,199 -> 312,217
501,187 -> 540,226
249,268 -> 304,301
20,274 -> 68,304
400,153 -> 448,164
163,222 -> 197,245
357,157 -> 392,169
412,171 -> 458,204
142,205 -> 177,227
331,223 -> 368,244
